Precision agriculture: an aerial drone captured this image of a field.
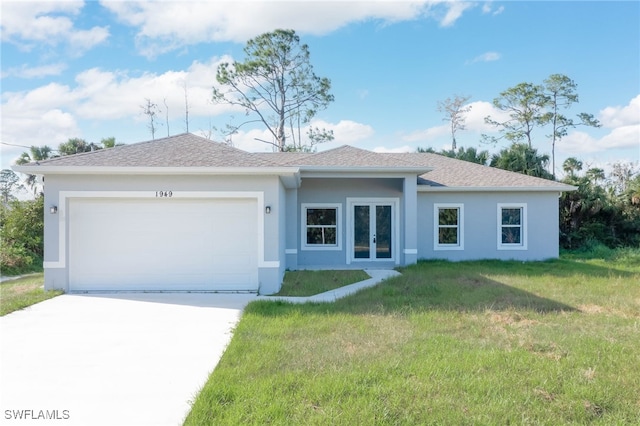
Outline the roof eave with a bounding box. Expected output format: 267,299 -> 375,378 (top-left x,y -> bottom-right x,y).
418,185 -> 578,192
300,166 -> 433,174
11,165 -> 301,176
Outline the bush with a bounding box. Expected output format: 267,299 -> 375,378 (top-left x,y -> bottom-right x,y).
0,197 -> 44,275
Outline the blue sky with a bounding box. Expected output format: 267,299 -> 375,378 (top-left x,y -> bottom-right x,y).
2,1 -> 639,175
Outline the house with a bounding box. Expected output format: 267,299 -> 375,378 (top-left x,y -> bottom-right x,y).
13,133 -> 576,295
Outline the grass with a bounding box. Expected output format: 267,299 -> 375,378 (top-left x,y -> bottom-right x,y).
185,250 -> 640,425
274,269 -> 370,296
0,274 -> 62,316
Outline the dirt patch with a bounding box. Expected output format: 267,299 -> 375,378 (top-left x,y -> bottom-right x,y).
487,310 -> 540,328
578,304 -> 635,318
1,283 -> 41,296
579,304 -> 607,314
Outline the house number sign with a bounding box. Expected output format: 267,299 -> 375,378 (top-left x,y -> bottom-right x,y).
155,191 -> 173,198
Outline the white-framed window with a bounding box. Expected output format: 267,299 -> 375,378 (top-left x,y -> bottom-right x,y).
497,203 -> 527,250
301,203 -> 342,251
434,203 -> 464,250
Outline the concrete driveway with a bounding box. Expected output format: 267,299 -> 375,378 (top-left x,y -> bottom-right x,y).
0,293 -> 254,426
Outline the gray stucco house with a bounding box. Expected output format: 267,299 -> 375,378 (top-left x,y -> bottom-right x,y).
14,133 -> 575,295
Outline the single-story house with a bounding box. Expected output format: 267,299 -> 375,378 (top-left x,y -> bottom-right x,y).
13,133 -> 576,295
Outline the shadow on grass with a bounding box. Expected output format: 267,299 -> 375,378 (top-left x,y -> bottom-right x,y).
244,257 -> 634,317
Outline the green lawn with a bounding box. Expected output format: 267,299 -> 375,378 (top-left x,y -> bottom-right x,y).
0,274 -> 62,316
275,269 -> 370,296
185,251 -> 640,425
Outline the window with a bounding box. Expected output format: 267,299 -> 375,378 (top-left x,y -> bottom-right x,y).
434,203 -> 464,250
301,204 -> 342,250
497,203 -> 527,250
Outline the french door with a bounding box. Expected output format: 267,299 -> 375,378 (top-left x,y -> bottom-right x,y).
348,199 -> 398,263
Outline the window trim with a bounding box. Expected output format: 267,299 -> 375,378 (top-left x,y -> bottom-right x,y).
497,203 -> 528,250
433,203 -> 464,251
301,203 -> 342,251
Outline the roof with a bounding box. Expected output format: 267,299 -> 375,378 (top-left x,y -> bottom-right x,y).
260,145 -> 424,168
388,153 -> 575,191
21,133 -> 277,168
12,132 -> 575,191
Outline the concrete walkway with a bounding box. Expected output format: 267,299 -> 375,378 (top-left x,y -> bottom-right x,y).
0,269 -> 397,426
260,269 -> 400,303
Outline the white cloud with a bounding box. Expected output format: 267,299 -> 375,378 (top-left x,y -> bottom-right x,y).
401,100 -> 511,144
599,94 -> 640,128
1,63 -> 67,79
100,1 -> 473,57
402,125 -> 449,142
482,2 -> 504,15
219,119 -> 374,152
439,1 -> 474,27
0,56 -> 239,165
556,95 -> 640,158
1,1 -> 109,54
467,51 -> 501,64
559,125 -> 640,155
373,145 -> 414,153
464,100 -> 510,132
313,120 -> 375,144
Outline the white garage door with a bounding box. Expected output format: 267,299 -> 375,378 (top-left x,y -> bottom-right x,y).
68,198 -> 259,292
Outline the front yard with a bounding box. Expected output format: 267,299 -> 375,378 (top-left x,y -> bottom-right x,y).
0,274 -> 62,316
185,251 -> 640,425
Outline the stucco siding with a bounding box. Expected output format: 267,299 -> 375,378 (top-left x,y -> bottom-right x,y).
417,191 -> 560,261
43,174 -> 283,293
296,177 -> 404,268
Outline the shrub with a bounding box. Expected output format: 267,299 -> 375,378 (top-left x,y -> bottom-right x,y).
0,197 -> 44,275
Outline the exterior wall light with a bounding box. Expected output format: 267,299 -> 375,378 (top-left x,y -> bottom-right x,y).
265,206 -> 271,214
50,206 -> 58,214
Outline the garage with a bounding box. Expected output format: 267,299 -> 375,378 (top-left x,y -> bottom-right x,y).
68,197 -> 259,292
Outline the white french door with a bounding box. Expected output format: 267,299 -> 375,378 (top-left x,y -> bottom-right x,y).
347,198 -> 399,264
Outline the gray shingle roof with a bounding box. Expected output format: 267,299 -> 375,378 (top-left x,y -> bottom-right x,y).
388,153 -> 573,190
29,133 -> 277,168
16,133 -> 574,190
265,145 -> 424,168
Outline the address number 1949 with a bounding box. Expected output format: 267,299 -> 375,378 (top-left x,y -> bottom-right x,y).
155,191 -> 173,198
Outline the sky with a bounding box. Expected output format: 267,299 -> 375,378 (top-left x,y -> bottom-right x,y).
1,1 -> 639,177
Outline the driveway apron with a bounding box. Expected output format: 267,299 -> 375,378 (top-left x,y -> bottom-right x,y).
0,293 -> 253,426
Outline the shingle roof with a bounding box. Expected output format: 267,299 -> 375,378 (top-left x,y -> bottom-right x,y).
29,133 -> 277,168
388,153 -> 573,190
15,133 -> 574,190
265,145 -> 424,168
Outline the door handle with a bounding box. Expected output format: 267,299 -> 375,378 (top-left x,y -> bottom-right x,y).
373,235 -> 376,244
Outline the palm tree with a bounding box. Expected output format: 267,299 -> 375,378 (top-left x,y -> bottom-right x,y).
490,143 -> 553,179
562,157 -> 583,178
15,145 -> 56,195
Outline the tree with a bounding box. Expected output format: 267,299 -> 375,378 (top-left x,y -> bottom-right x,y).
562,157 -> 583,178
212,29 -> 334,152
141,98 -> 160,140
100,137 -> 120,148
542,74 -> 600,178
0,196 -> 44,274
489,143 -> 553,179
15,145 -> 55,165
437,94 -> 472,150
483,82 -> 548,148
15,145 -> 56,195
608,161 -> 637,195
183,80 -> 190,133
58,138 -> 101,156
0,169 -> 24,204
419,146 -> 489,165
